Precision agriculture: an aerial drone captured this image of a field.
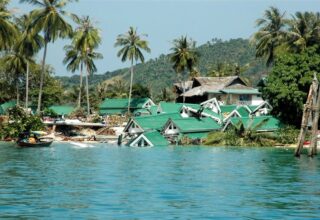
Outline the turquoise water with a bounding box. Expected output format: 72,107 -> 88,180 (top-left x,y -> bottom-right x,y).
0,143 -> 319,219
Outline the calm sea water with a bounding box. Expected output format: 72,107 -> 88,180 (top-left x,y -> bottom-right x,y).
0,142 -> 319,219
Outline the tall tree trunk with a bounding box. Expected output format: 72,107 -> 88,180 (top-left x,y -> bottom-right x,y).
78,63 -> 83,109
309,76 -> 320,156
16,80 -> 19,106
127,60 -> 134,114
85,63 -> 90,116
37,41 -> 48,114
25,61 -> 29,109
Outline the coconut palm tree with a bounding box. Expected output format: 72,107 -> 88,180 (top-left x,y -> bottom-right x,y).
2,51 -> 29,105
16,14 -> 43,109
287,12 -> 320,52
20,0 -> 77,113
170,36 -> 198,103
115,27 -> 151,114
252,7 -> 288,66
0,0 -> 18,51
63,44 -> 84,108
83,48 -> 103,114
69,16 -> 102,115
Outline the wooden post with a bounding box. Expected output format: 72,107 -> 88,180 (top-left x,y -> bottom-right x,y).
295,77 -> 316,157
309,74 -> 320,156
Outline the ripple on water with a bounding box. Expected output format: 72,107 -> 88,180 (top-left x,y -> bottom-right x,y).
0,143 -> 319,219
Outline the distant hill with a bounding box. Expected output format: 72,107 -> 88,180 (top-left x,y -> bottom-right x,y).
56,38 -> 267,95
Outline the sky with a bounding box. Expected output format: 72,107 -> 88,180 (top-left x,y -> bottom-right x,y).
9,0 -> 320,76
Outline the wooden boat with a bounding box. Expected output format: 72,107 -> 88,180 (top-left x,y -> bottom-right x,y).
17,132 -> 54,148
17,138 -> 53,147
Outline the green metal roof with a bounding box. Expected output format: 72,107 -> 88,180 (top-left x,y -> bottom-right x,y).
99,98 -> 150,109
184,132 -> 210,140
229,116 -> 283,131
247,105 -> 259,112
149,106 -> 158,115
127,131 -> 169,147
100,109 -> 127,115
48,105 -> 75,116
172,117 -> 221,133
135,113 -> 183,131
144,131 -> 169,146
133,108 -> 151,116
236,106 -> 251,117
220,105 -> 237,114
220,89 -> 261,95
0,100 -> 16,115
158,102 -> 184,113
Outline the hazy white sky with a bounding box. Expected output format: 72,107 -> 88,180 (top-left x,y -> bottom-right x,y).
9,0 -> 320,76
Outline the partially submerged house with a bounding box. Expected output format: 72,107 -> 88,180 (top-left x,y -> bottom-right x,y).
127,131 -> 169,147
162,117 -> 221,142
123,113 -> 183,136
99,98 -> 155,116
177,76 -> 264,105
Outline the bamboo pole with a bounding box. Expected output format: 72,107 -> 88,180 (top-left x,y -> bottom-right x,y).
295,77 -> 316,157
309,74 -> 320,156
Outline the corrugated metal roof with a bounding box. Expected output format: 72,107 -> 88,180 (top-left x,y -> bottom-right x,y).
99,98 -> 151,109
135,113 -> 183,131
172,117 -> 221,133
48,105 -> 75,115
144,131 -> 169,146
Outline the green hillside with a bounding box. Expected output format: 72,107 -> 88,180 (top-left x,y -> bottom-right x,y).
56,38 -> 267,95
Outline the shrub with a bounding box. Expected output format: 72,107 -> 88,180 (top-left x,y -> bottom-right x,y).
1,106 -> 44,139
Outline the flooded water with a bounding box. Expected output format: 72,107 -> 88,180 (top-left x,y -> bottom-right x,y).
0,142 -> 319,219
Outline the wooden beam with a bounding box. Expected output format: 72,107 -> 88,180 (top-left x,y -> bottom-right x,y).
295,77 -> 316,157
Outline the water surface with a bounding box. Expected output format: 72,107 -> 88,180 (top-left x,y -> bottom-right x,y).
0,142 -> 319,219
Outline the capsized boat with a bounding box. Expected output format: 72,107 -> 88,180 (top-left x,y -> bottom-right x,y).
17,131 -> 54,147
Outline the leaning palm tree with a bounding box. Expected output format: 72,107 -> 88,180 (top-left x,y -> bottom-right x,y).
170,36 -> 198,103
15,14 -> 43,109
114,27 -> 151,114
20,0 -> 77,113
0,0 -> 18,51
252,7 -> 288,66
287,12 -> 320,52
70,16 -> 102,115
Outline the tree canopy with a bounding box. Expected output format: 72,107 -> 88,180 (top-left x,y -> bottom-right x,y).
261,46 -> 320,126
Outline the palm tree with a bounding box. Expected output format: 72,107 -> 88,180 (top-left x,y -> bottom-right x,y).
0,0 -> 18,51
115,27 -> 151,114
63,44 -> 84,108
83,48 -> 103,115
2,51 -> 29,105
20,0 -> 77,113
16,14 -> 43,109
70,16 -> 102,115
287,12 -> 320,52
252,7 -> 288,66
170,36 -> 198,103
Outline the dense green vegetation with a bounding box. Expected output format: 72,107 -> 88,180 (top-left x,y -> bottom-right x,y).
261,46 -> 320,126
57,38 -> 267,97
